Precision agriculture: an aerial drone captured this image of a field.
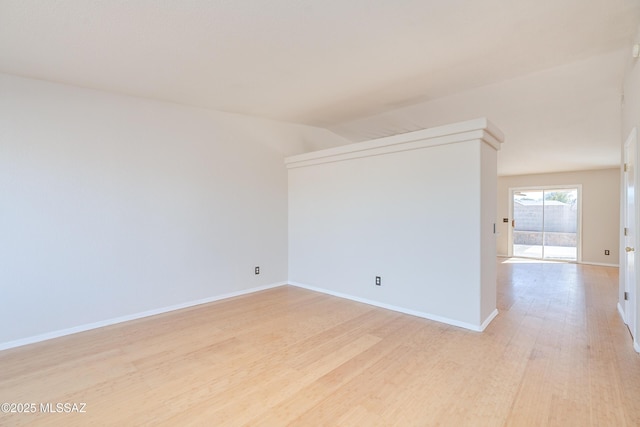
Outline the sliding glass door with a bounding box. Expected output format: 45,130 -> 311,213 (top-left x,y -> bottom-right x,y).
512,187 -> 579,261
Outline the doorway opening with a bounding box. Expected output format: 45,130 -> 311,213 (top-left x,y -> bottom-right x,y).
510,186 -> 581,262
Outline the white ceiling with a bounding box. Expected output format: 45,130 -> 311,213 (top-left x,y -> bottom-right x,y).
1,0 -> 639,175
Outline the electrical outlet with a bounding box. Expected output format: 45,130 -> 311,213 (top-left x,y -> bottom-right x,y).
255,266 -> 260,275
375,276 -> 381,286
605,250 -> 610,256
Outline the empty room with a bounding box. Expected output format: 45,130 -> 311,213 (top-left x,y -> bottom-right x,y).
2,1 -> 640,425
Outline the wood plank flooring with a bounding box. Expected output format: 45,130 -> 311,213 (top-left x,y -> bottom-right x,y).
0,259 -> 638,426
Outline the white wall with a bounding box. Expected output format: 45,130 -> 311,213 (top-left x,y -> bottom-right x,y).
287,121 -> 501,330
497,169 -> 620,265
0,73 -> 308,347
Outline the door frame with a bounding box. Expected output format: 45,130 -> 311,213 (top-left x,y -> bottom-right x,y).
508,185 -> 583,262
621,127 -> 638,349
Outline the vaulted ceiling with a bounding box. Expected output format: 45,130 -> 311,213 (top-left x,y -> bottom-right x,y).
1,0 -> 639,175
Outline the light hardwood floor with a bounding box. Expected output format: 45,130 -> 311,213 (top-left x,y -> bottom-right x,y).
0,259 -> 638,426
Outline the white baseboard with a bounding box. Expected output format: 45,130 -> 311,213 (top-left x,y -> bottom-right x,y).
1,279 -> 502,351
618,302 -> 627,324
0,282 -> 287,352
498,256 -> 619,268
617,303 -> 639,353
480,309 -> 499,331
289,282 -> 496,332
580,261 -> 619,267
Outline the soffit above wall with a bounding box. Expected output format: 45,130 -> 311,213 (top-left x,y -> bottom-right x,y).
327,50 -> 629,176
285,118 -> 504,169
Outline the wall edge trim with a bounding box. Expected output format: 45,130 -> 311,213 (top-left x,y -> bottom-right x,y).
618,302 -> 626,323
0,282 -> 288,351
480,308 -> 500,331
289,281 -> 488,332
285,118 -> 503,169
580,261 -> 620,267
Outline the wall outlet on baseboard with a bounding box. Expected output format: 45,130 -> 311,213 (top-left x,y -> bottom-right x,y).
605,250 -> 610,256
255,266 -> 260,275
375,276 -> 381,286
